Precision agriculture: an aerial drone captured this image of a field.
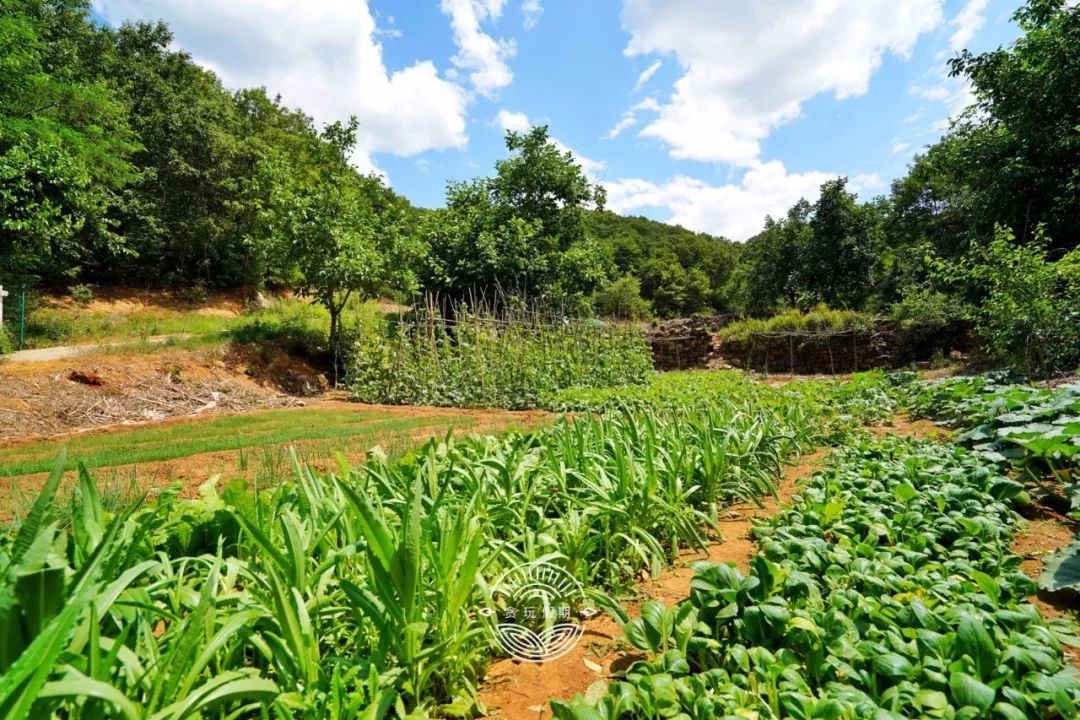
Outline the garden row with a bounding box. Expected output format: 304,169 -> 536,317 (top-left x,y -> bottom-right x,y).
2,373 -> 851,718
554,434 -> 1080,718
892,373 -> 1080,593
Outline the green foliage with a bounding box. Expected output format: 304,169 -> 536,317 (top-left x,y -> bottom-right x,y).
730,180 -> 886,313
66,283 -> 92,307
252,120 -> 419,357
593,275 -> 652,320
893,372 -> 1080,593
940,226 -> 1080,375
890,285 -> 964,329
718,305 -> 877,342
0,0 -> 137,284
554,435 -> 1080,718
349,304 -> 653,409
420,126 -> 610,313
587,212 -> 738,317
0,325 -> 13,355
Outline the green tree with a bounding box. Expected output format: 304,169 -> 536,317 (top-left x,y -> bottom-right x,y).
254,119 -> 418,364
593,275 -> 652,320
421,126 -> 610,311
587,211 -> 738,317
0,0 -> 136,283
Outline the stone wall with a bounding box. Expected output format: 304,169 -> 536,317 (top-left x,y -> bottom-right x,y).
648,315 -> 739,370
648,317 -> 973,374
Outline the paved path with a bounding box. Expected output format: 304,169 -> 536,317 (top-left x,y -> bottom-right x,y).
2,334 -> 193,363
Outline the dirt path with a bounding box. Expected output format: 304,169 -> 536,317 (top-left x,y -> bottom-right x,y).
477,448 -> 830,719
2,334 -> 194,363
1012,513 -> 1080,670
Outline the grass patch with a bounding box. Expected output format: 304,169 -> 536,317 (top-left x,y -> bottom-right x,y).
719,305 -> 877,342
0,406 -> 486,478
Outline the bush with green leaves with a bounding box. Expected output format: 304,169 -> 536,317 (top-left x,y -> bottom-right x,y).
0,325 -> 13,355
554,435 -> 1080,719
348,305 -> 654,409
939,227 -> 1080,377
593,275 -> 653,320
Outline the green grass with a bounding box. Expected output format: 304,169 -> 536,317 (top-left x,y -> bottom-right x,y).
19,295 -> 384,351
718,304 -> 877,342
0,406 -> 494,478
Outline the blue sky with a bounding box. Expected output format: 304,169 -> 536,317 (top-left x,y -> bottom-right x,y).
91,0 -> 1021,240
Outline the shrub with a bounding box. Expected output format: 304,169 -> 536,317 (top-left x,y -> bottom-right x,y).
593,275 -> 652,320
67,283 -> 94,307
348,304 -> 654,409
890,286 -> 962,330
950,227 -> 1080,376
0,325 -> 14,355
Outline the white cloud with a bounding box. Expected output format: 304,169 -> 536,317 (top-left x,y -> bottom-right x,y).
948,0 -> 989,52
851,173 -> 886,194
522,0 -> 543,29
495,108 -> 531,133
911,72 -> 976,125
619,0 -> 944,167
633,60 -> 662,91
441,0 -> 515,96
603,97 -> 660,140
604,162 -> 836,241
495,109 -> 607,179
91,0 -> 468,175
891,141 -> 912,155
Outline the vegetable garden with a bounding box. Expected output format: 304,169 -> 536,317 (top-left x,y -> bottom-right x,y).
2,366 -> 1078,718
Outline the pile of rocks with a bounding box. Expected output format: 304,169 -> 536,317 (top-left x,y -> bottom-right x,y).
648,315 -> 739,370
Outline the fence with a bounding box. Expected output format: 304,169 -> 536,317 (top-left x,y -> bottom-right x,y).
0,284 -> 27,352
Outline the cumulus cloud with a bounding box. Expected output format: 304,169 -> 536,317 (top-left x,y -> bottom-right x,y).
633,60 -> 662,91
495,108 -> 531,133
442,0 -> 515,96
619,0 -> 944,167
603,97 -> 660,140
522,0 -> 543,29
495,109 -> 606,179
91,0 -> 468,175
851,173 -> 886,194
604,163 -> 840,241
948,0 -> 989,52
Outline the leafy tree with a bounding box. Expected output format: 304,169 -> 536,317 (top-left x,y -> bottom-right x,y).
891,0 -> 1080,262
254,119 -> 418,363
107,21 -> 252,285
593,275 -> 652,320
421,126 -> 609,311
937,226 -> 1080,375
729,180 -> 885,312
0,0 -> 136,284
727,200 -> 812,313
587,212 -> 738,317
948,0 -> 1080,251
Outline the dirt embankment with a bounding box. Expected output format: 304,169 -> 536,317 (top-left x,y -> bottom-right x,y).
0,346 -> 320,441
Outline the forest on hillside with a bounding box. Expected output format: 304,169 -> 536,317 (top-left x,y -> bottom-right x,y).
1,0 -> 1078,371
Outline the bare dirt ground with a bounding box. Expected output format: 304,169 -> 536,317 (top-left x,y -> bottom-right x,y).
0,346 -> 310,440
1012,511 -> 1080,670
